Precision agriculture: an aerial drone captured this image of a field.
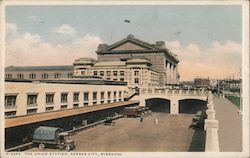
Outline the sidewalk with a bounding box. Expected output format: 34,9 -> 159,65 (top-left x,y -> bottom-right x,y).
213,96 -> 242,151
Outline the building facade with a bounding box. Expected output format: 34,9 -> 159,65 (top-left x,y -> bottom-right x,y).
5,66 -> 74,80
96,34 -> 180,86
5,81 -> 128,118
73,57 -> 160,88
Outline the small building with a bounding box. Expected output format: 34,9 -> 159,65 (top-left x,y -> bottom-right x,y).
194,78 -> 210,88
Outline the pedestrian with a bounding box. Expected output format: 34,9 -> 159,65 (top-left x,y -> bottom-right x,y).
140,115 -> 143,122
155,118 -> 158,126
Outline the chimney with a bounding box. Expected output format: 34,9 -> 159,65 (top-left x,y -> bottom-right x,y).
98,44 -> 108,51
155,41 -> 165,49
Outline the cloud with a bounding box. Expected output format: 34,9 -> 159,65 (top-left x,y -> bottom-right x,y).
6,23 -> 18,37
6,32 -> 103,66
166,40 -> 242,81
55,24 -> 76,36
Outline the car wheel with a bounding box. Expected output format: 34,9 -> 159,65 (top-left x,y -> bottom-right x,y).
65,145 -> 71,152
39,143 -> 45,150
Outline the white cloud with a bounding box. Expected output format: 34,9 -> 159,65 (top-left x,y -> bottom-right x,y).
6,32 -> 103,66
166,40 -> 242,81
6,23 -> 18,37
55,24 -> 76,36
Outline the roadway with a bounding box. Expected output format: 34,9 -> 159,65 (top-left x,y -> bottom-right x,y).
213,95 -> 242,151
27,113 -> 205,152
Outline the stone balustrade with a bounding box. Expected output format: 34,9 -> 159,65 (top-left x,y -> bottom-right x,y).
205,92 -> 220,152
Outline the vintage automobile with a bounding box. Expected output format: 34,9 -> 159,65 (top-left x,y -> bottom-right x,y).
122,106 -> 151,117
32,126 -> 75,151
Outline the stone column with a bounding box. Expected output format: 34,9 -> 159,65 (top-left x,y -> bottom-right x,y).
139,98 -> 146,107
170,99 -> 179,114
166,62 -> 170,85
173,65 -> 176,85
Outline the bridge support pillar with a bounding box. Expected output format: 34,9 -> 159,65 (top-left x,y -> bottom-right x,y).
170,99 -> 179,114
139,98 -> 146,107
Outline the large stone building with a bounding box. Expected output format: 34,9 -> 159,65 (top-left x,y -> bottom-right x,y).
96,34 -> 180,86
5,34 -> 180,87
73,57 -> 160,88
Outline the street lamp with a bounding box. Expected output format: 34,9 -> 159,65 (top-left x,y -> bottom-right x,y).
238,68 -> 242,115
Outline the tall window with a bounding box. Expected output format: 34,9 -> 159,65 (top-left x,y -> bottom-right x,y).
46,93 -> 54,104
93,92 -> 97,100
107,91 -> 111,99
61,93 -> 68,103
29,74 -> 36,79
5,74 -> 12,78
54,73 -> 61,79
42,73 -> 48,79
120,71 -> 125,76
134,70 -> 139,76
113,71 -> 118,76
84,92 -> 89,101
5,95 -> 17,108
93,71 -> 98,76
27,94 -> 37,106
119,91 -> 122,98
114,91 -> 117,99
134,78 -> 139,84
67,73 -> 73,78
17,74 -> 24,79
101,92 -> 105,100
107,71 -> 111,76
73,92 -> 79,102
100,71 -> 104,76
81,71 -> 85,75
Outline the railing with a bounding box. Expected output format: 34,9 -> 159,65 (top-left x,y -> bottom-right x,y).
139,88 -> 208,96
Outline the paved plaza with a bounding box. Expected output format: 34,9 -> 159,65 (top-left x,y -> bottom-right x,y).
214,96 -> 242,151
28,113 -> 205,152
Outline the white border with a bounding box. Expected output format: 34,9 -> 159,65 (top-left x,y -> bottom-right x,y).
1,0 -> 249,158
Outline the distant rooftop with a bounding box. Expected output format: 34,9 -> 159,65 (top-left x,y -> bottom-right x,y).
5,65 -> 74,71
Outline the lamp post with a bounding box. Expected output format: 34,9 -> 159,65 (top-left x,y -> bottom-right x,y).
238,68 -> 242,115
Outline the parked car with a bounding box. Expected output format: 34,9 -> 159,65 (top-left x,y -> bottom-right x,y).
32,126 -> 75,151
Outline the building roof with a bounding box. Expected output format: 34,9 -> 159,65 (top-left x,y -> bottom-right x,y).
94,61 -> 126,67
5,65 -> 74,72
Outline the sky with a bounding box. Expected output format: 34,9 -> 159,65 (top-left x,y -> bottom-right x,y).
5,5 -> 242,81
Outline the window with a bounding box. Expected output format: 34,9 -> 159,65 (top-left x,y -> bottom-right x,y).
114,91 -> 117,100
106,78 -> 110,80
5,74 -> 12,78
61,93 -> 68,103
29,74 -> 36,79
84,92 -> 89,101
27,109 -> 37,115
5,95 -> 17,108
54,73 -> 61,79
113,78 -> 117,81
61,105 -> 67,109
93,92 -> 97,100
107,91 -> 111,99
134,78 -> 139,84
46,94 -> 54,104
73,93 -> 79,102
101,92 -> 105,100
134,71 -> 139,76
120,71 -> 125,76
119,91 -> 122,98
42,73 -> 48,79
94,71 -> 98,76
73,104 -> 79,108
81,71 -> 85,75
113,71 -> 117,76
17,74 -> 24,79
67,73 -> 73,78
45,107 -> 54,112
5,111 -> 16,118
27,94 -> 37,106
100,71 -> 104,76
120,78 -> 124,81
107,71 -> 111,76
